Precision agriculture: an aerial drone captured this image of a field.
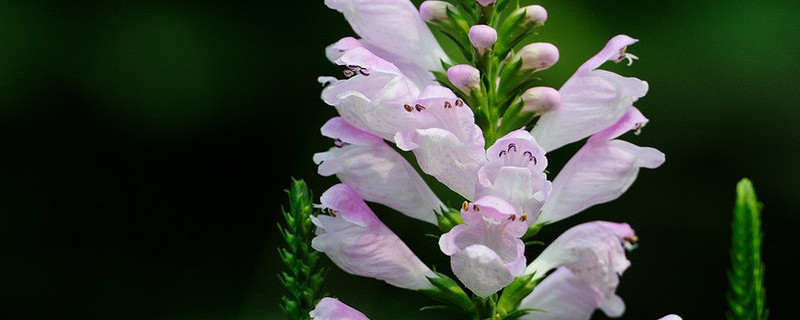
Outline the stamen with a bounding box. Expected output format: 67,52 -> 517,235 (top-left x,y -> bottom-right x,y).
508,215 -> 516,221
343,69 -> 355,77
333,139 -> 346,148
633,122 -> 644,135
472,204 -> 480,212
455,99 -> 464,107
499,150 -> 507,157
462,201 -> 469,211
623,53 -> 639,66
358,68 -> 370,76
444,101 -> 452,108
520,213 -> 528,222
326,208 -> 337,217
404,104 -> 414,112
508,143 -> 517,152
415,104 -> 426,112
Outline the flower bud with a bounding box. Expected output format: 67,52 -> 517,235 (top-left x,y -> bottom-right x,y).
476,0 -> 497,6
521,87 -> 561,114
468,25 -> 497,51
516,42 -> 559,71
419,1 -> 455,22
516,5 -> 547,24
447,64 -> 481,95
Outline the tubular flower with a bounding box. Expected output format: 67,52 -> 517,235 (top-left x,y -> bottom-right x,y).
310,297 -> 370,320
475,129 -> 551,222
394,85 -> 487,200
311,183 -> 436,290
518,267 -> 606,320
320,46 -> 421,141
524,221 -> 639,318
519,269 -> 683,320
313,117 -> 446,224
439,196 -> 528,297
532,35 -> 649,152
536,107 -> 664,224
324,0 -> 449,88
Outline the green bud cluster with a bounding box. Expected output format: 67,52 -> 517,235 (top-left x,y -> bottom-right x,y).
278,178 -> 327,320
427,0 -> 554,147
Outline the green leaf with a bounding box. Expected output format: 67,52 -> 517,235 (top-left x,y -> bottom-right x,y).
726,178 -> 768,320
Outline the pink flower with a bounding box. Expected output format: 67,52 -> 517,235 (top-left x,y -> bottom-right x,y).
524,221 -> 639,318
314,117 -> 446,224
310,297 -> 370,320
312,184 -> 436,290
536,107 -> 664,224
320,47 -> 421,142
532,35 -> 649,152
475,129 -> 551,222
439,196 -> 528,297
324,0 -> 449,88
394,85 -> 487,200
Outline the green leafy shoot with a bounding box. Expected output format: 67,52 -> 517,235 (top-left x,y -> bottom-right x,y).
278,178 -> 326,320
727,178 -> 768,320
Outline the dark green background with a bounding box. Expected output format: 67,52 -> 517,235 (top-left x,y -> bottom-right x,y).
2,0 -> 797,319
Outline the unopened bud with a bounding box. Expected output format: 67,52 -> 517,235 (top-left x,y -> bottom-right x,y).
468,25 -> 497,51
476,0 -> 497,6
516,42 -> 559,71
516,5 -> 547,24
521,87 -> 560,114
419,1 -> 455,22
447,64 -> 481,95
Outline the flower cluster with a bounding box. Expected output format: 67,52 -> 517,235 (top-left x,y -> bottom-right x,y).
307,0 -> 678,319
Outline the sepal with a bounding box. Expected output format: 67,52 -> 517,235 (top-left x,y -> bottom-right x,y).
420,271 -> 478,317
436,207 -> 464,233
496,272 -> 541,316
521,221 -> 547,240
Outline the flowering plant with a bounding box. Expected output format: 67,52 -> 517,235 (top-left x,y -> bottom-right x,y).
279,0 -> 683,319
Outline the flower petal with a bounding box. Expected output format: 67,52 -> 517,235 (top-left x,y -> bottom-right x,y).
450,244 -> 515,298
524,221 -> 635,318
537,108 -> 664,223
394,86 -> 486,199
325,36 -> 364,62
531,35 -> 648,152
315,118 -> 445,224
476,166 -> 550,221
325,0 -> 449,87
321,47 -> 421,140
519,267 -> 604,320
477,129 -> 551,219
439,196 -> 527,297
310,297 -> 370,320
312,184 -> 436,290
